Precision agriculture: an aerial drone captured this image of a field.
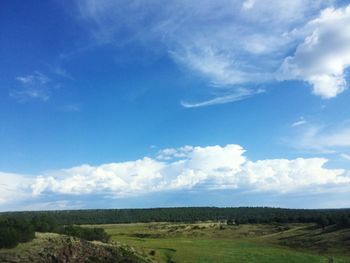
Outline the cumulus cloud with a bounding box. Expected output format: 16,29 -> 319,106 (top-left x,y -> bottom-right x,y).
29,144 -> 349,198
74,0 -> 344,106
0,144 -> 349,209
0,172 -> 32,205
243,158 -> 346,192
278,5 -> 350,98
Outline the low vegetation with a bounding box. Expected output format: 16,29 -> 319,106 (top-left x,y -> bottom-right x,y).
98,222 -> 350,263
60,225 -> 110,243
0,233 -> 151,263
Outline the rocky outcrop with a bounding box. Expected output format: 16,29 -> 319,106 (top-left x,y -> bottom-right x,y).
0,233 -> 152,263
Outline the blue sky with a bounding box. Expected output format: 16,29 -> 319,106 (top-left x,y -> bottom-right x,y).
1,0 -> 350,211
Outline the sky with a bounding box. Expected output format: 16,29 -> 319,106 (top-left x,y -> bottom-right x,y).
1,0 -> 350,211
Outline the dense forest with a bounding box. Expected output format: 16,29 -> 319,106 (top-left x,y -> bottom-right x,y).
1,207 -> 350,227
0,215 -> 109,248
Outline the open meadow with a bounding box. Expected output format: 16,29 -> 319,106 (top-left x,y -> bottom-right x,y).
95,222 -> 350,263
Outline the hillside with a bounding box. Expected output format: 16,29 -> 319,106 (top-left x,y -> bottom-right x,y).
0,232 -> 152,263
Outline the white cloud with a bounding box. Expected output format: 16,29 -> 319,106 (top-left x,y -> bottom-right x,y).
340,153 -> 350,160
243,158 -> 346,192
0,144 -> 349,209
242,0 -> 255,10
0,172 -> 32,205
74,0 -> 341,106
180,89 -> 259,108
291,117 -> 307,127
10,71 -> 52,102
287,122 -> 350,152
156,145 -> 194,160
278,5 -> 350,98
29,144 -> 349,198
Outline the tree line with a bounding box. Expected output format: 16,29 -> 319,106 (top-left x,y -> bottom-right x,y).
0,215 -> 109,249
1,207 -> 350,227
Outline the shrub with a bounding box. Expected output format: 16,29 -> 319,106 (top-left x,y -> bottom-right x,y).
60,225 -> 110,242
0,218 -> 35,248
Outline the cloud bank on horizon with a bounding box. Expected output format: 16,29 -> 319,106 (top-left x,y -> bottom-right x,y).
1,144 -> 350,211
76,0 -> 350,106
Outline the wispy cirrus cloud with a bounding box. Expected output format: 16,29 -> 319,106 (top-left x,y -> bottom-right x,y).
10,71 -> 52,102
10,67 -> 75,104
340,153 -> 350,161
181,88 -> 264,108
71,0 -> 350,107
286,121 -> 350,153
291,117 -> 307,127
58,103 -> 81,112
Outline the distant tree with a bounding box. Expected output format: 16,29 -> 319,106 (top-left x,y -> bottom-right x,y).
0,227 -> 19,248
0,218 -> 35,248
338,215 -> 350,228
226,219 -> 235,225
31,215 -> 58,232
317,216 -> 329,229
1,207 -> 350,227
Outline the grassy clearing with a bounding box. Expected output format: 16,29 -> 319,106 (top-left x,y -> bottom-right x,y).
95,222 -> 350,263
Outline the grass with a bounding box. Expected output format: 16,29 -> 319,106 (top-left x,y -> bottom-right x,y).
93,222 -> 350,263
1,223 -> 349,262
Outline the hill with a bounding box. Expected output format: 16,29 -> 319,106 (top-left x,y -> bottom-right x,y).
0,232 -> 152,263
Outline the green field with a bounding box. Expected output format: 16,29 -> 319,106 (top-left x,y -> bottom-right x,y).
94,222 -> 350,263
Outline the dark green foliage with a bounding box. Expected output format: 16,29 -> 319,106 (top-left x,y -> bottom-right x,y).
338,215 -> 350,227
0,218 -> 35,248
0,226 -> 19,248
60,225 -> 110,242
31,214 -> 58,232
226,219 -> 235,225
0,214 -> 109,248
1,207 -> 350,232
317,215 -> 330,228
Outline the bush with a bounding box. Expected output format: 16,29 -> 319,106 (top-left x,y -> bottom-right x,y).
0,218 -> 35,248
60,225 -> 110,242
226,219 -> 235,225
0,227 -> 19,248
31,215 -> 58,233
0,216 -> 109,249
